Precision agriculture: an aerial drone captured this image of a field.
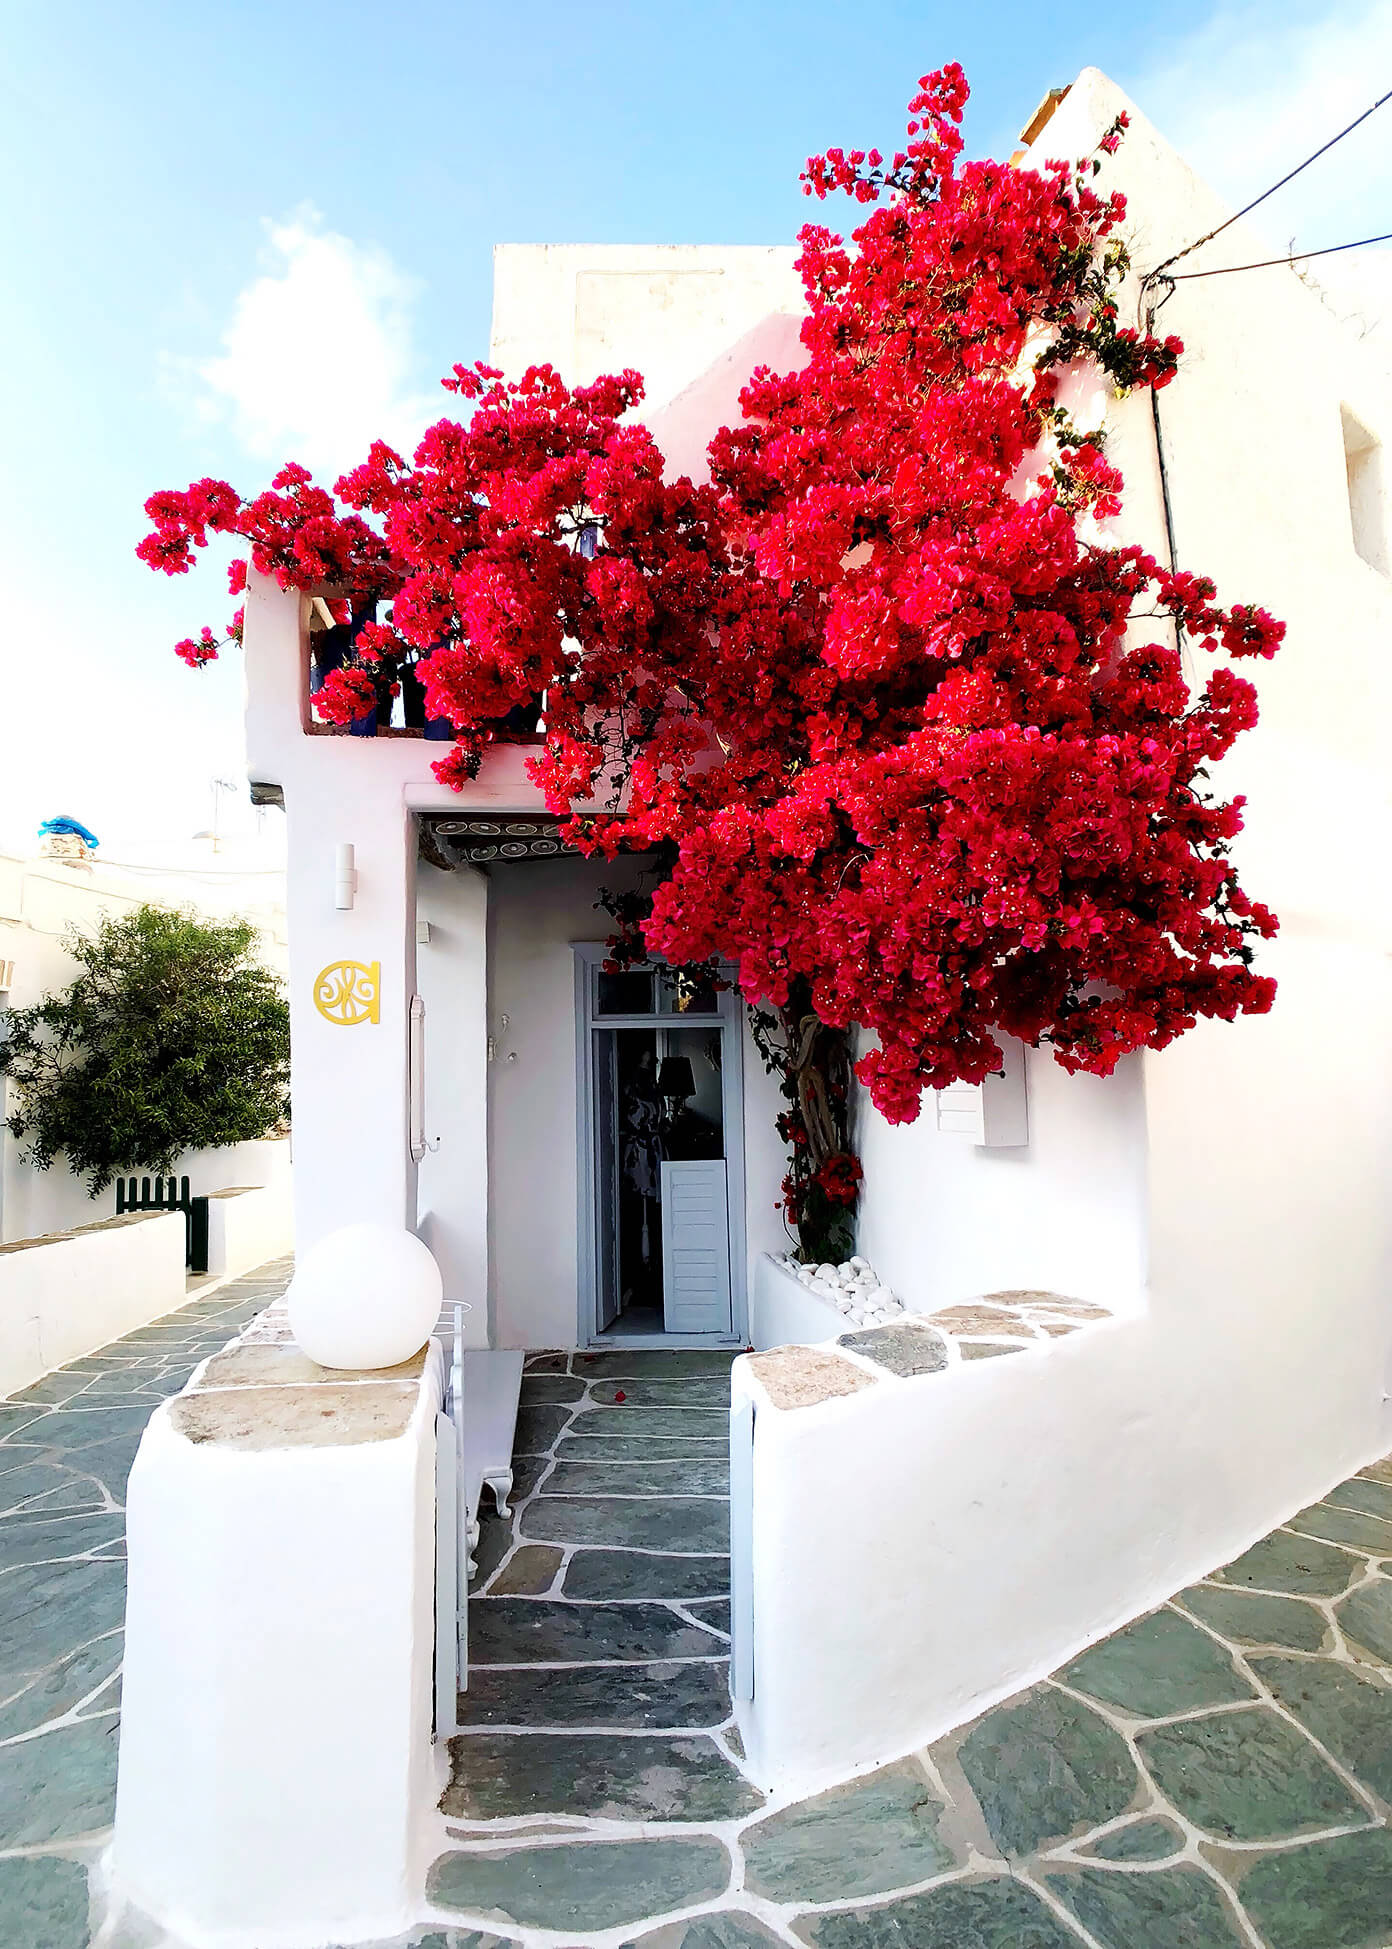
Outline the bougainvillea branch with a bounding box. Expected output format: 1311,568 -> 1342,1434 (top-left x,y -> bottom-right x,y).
139,64 -> 1282,1258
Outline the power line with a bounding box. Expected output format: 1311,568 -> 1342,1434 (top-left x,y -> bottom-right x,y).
1144,85 -> 1392,287
1169,229 -> 1392,280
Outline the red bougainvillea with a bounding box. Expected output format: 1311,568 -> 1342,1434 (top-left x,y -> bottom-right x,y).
139,65 -> 1281,1254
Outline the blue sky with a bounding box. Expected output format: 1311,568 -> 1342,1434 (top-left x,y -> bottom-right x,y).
2,0 -> 1387,864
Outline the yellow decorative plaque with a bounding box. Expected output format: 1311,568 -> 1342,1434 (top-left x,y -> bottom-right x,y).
314,960 -> 381,1026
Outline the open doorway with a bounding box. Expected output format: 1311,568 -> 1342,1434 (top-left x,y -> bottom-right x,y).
576,949 -> 745,1345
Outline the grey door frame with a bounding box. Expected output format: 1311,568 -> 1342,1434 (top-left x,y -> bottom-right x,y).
572,942 -> 748,1349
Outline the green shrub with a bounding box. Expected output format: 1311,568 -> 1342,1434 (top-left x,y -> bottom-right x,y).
0,904 -> 290,1194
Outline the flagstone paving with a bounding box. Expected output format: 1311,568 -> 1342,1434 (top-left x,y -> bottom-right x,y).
433,1365 -> 1392,1949
9,1297 -> 1392,1949
0,1258 -> 293,1949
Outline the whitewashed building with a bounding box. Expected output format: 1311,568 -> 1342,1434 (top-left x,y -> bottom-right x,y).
110,66 -> 1392,1949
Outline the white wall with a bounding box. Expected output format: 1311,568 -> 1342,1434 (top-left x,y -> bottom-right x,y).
732,67 -> 1392,1794
0,849 -> 289,1245
0,1211 -> 187,1397
415,851 -> 786,1350
415,863 -> 489,1338
113,1343 -> 443,1948
857,1047 -> 1147,1311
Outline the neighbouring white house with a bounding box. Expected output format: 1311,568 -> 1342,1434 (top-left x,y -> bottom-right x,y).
0,834 -> 296,1394
110,65 -> 1392,1949
0,833 -> 292,1245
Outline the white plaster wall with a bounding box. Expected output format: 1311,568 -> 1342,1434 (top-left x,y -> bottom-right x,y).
490,244 -> 802,419
410,851 -> 785,1351
857,1047 -> 1148,1312
0,849 -> 289,1246
415,862 -> 489,1341
0,1212 -> 186,1397
734,67 -> 1392,1794
112,1347 -> 442,1948
750,1252 -> 841,1350
205,1181 -> 295,1281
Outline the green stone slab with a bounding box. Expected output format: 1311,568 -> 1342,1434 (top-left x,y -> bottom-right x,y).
564,1551 -> 729,1601
1213,1529 -> 1361,1596
1179,1585 -> 1328,1651
1232,1824 -> 1388,1949
467,1597 -> 725,1665
687,1600 -> 731,1636
1325,1477 -> 1392,1521
0,1712 -> 120,1843
0,1407 -> 48,1439
742,1759 -> 958,1902
415,1933 -> 511,1948
624,1915 -> 787,1949
1082,1818 -> 1184,1861
1046,1866 -> 1246,1947
0,1513 -> 126,1570
471,1512 -> 516,1589
0,1852 -> 91,1949
0,1559 -> 127,1686
1238,1825 -> 1392,1949
1335,1577 -> 1392,1663
568,1406 -> 729,1440
428,1836 -> 730,1930
954,1685 -> 1138,1857
1136,1706 -> 1365,1841
512,1406 -> 572,1456
507,1455 -> 551,1503
1252,1653 -> 1392,1801
442,1730 -> 762,1820
519,1376 -> 587,1405
455,1660 -> 730,1730
487,1546 -> 562,1596
590,1378 -> 732,1407
37,1434 -> 146,1498
1287,1504 -> 1392,1554
520,1494 -> 729,1553
1061,1609 -> 1254,1719
576,1352 -> 740,1379
0,1632 -> 123,1740
0,1465 -> 99,1514
34,1407 -> 158,1450
794,1874 -> 1084,1947
1357,1455 -> 1392,1486
523,1352 -> 571,1374
544,1457 -> 729,1497
557,1433 -> 729,1460
7,1375 -> 95,1406
836,1323 -> 949,1377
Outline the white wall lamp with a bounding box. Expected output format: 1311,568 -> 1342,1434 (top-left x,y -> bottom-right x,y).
334,844 -> 358,911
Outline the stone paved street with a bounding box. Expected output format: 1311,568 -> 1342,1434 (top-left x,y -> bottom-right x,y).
6,1283 -> 1392,1948
0,1259 -> 293,1949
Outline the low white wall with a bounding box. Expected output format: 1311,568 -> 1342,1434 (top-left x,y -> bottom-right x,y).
1,1136 -> 293,1252
205,1181 -> 295,1280
751,1253 -> 841,1350
733,1300 -> 1392,1795
0,1212 -> 186,1398
112,1341 -> 443,1949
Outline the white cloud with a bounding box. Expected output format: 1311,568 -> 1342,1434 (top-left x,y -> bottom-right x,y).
182,207 -> 439,483
1124,0 -> 1392,259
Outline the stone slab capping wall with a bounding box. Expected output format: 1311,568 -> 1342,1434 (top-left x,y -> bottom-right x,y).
0,1211 -> 187,1398
111,1301 -> 444,1949
736,1261 -> 1130,1791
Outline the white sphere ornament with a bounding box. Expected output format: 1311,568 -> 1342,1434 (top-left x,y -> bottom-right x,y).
287,1224 -> 443,1370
